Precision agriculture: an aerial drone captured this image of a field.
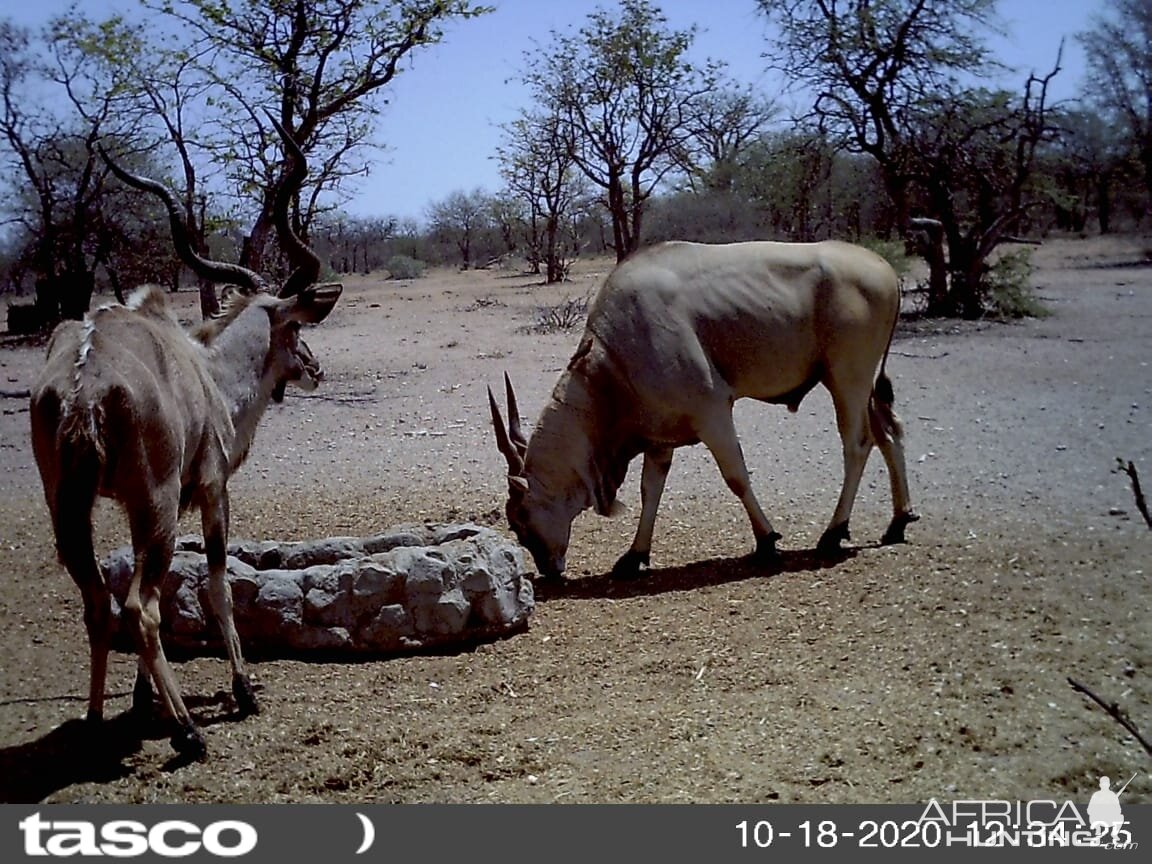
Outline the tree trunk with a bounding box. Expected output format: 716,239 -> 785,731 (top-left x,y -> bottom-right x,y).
198,276 -> 220,319
607,175 -> 628,263
909,219 -> 950,316
545,215 -> 562,283
1097,171 -> 1113,234
947,236 -> 985,320
59,269 -> 95,321
34,276 -> 59,327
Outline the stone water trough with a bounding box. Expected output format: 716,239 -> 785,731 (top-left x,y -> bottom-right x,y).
100,523 -> 536,658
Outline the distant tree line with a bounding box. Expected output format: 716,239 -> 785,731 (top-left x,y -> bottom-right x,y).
1,0 -> 1150,327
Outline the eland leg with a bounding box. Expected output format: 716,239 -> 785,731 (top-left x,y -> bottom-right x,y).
613,448 -> 674,578
698,412 -> 781,560
868,379 -> 919,544
201,490 -> 258,716
819,376 -> 875,554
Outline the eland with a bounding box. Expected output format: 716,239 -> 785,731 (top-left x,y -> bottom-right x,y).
490,240 -> 918,580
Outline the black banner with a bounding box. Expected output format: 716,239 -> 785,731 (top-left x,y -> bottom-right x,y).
2,803 -> 1148,862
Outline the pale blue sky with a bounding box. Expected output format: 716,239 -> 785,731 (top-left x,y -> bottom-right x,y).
5,0 -> 1096,223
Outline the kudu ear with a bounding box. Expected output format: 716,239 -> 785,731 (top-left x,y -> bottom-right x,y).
287,283 -> 342,325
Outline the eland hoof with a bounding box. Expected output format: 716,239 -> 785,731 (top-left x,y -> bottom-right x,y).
752,532 -> 783,562
611,549 -> 650,579
817,522 -> 851,556
881,512 -> 920,546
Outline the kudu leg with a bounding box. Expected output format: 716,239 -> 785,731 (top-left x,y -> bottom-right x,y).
132,658 -> 155,719
202,496 -> 259,716
57,534 -> 114,725
125,512 -> 206,760
699,414 -> 781,559
40,444 -> 114,727
613,448 -> 674,578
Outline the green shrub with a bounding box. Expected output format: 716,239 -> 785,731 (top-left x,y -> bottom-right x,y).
985,248 -> 1048,319
385,255 -> 426,280
857,237 -> 914,278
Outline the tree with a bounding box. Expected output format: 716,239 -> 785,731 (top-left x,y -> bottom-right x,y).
0,19 -> 143,322
497,108 -> 587,282
1042,107 -> 1131,234
64,0 -> 486,285
1079,0 -> 1152,221
759,0 -> 1000,230
903,75 -> 1059,317
428,187 -> 491,270
520,0 -> 721,261
681,85 -> 778,193
760,0 -> 1059,317
316,212 -> 396,275
43,0 -> 489,317
147,0 -> 491,271
53,12 -> 227,316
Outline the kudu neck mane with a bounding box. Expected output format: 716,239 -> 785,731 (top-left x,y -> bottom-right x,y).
192,291 -> 260,344
196,294 -> 279,471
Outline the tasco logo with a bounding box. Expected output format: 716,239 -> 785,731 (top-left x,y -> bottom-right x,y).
18,813 -> 258,857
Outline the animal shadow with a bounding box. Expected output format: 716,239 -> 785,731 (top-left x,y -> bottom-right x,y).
533,544 -> 862,602
0,688 -> 243,803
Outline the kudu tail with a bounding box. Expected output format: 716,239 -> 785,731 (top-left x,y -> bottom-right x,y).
35,393 -> 106,558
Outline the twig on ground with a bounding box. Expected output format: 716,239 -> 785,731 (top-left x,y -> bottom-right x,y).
300,391 -> 377,405
1,388 -> 30,399
891,350 -> 950,360
1067,677 -> 1152,758
1116,458 -> 1152,530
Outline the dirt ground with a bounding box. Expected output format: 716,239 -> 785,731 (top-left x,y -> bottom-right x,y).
0,235 -> 1149,805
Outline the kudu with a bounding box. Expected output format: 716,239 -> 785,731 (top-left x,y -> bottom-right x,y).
29,120 -> 341,759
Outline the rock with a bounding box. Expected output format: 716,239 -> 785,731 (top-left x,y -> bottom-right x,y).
101,523 -> 535,657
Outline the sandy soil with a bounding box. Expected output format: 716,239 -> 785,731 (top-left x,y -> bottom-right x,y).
0,235 -> 1148,804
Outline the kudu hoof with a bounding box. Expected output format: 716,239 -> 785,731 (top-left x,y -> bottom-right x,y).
131,675 -> 156,721
817,522 -> 851,556
611,549 -> 650,579
171,723 -> 208,762
881,512 -> 921,545
752,532 -> 783,562
233,676 -> 261,717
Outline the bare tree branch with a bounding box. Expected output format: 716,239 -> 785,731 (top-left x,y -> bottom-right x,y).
1068,677 -> 1152,758
1116,458 -> 1152,530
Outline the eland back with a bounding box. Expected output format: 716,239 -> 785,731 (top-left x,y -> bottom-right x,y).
490,239 -> 919,579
